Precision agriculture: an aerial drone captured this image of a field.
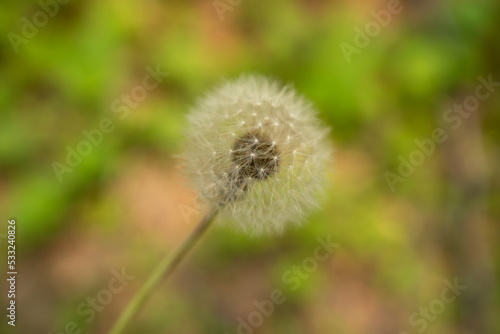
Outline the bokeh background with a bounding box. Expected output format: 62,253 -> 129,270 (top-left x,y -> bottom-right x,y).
1,0 -> 499,333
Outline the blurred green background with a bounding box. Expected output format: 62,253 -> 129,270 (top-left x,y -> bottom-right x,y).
1,0 -> 499,333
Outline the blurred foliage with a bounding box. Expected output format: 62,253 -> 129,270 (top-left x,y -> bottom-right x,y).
0,0 -> 499,333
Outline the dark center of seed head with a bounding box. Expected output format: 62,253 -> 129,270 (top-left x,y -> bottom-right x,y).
231,132 -> 279,181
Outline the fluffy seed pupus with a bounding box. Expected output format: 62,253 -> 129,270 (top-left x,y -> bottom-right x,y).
184,74 -> 331,235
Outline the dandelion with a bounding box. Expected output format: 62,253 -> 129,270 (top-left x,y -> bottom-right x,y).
108,74 -> 331,334
185,74 -> 331,235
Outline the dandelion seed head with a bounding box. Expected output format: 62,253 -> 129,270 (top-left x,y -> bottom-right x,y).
184,74 -> 331,236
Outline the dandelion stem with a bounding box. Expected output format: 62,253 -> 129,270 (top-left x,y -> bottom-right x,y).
108,208 -> 218,334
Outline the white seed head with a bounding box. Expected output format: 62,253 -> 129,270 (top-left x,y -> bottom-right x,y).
184,74 -> 331,236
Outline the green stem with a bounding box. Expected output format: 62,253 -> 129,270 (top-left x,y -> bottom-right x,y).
108,208 -> 218,334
